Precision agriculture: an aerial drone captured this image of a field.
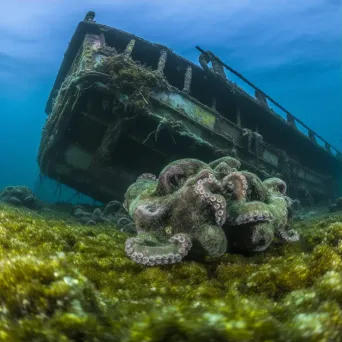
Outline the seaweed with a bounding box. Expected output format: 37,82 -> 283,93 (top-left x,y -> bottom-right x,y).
0,203 -> 341,341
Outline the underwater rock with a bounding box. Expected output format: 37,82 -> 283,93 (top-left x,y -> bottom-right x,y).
123,156 -> 299,266
329,197 -> 342,213
71,200 -> 136,233
295,210 -> 319,221
289,198 -> 303,214
0,185 -> 42,210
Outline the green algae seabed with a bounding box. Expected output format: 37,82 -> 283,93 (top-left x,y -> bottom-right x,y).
0,203 -> 341,342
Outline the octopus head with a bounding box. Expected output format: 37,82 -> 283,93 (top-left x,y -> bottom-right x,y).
155,159 -> 208,196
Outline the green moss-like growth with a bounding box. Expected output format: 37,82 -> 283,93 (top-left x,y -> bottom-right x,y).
100,53 -> 170,110
0,203 -> 342,341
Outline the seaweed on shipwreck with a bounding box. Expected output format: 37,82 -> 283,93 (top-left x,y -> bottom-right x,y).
37,12 -> 342,206
99,53 -> 171,110
38,48 -> 170,171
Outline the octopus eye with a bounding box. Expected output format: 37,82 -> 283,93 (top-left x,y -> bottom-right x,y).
146,204 -> 158,212
278,183 -> 286,195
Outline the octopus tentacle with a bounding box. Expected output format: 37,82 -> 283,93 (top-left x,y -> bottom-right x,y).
156,159 -> 208,195
229,210 -> 274,226
263,177 -> 287,195
123,196 -> 129,212
133,202 -> 169,232
226,201 -> 275,226
193,172 -> 226,226
125,233 -> 192,266
224,201 -> 277,253
212,162 -> 236,181
137,173 -> 157,181
134,203 -> 167,220
276,226 -> 300,242
156,165 -> 185,195
123,175 -> 157,212
183,168 -> 214,187
239,171 -> 268,202
251,223 -> 274,251
209,156 -> 241,170
222,172 -> 248,200
193,224 -> 227,257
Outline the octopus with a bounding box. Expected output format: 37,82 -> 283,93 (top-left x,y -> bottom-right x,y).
225,177 -> 299,253
123,157 -> 299,266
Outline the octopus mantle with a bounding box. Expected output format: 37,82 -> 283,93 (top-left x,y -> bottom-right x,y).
123,157 -> 299,266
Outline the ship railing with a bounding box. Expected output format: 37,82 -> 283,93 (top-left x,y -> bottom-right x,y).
80,11 -> 340,160
195,46 -> 341,158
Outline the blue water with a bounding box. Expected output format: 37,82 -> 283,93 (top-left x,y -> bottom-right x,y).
0,1 -> 341,201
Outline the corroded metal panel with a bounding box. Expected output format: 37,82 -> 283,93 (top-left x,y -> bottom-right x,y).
262,149 -> 279,167
153,92 -> 216,130
218,120 -> 241,142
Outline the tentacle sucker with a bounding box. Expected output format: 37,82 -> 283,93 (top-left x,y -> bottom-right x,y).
125,233 -> 192,266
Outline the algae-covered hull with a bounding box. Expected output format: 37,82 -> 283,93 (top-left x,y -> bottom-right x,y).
38,11 -> 341,205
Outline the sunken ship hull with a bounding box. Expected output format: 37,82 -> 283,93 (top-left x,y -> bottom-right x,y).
38,12 -> 341,205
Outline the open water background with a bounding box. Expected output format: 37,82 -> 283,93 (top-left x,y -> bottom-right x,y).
0,0 -> 341,201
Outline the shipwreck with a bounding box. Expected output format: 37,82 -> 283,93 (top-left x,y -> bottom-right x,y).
38,11 -> 342,205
